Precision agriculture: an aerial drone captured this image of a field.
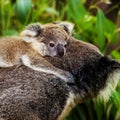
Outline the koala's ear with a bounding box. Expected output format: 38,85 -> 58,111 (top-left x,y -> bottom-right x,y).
55,21 -> 74,34
98,56 -> 120,71
20,23 -> 42,42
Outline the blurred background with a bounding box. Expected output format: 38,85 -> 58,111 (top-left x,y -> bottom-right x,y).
0,0 -> 120,119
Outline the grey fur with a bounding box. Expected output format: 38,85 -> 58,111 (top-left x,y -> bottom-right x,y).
0,66 -> 69,120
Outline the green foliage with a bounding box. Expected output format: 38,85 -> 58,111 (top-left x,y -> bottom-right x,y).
14,0 -> 32,24
0,0 -> 120,120
94,9 -> 117,52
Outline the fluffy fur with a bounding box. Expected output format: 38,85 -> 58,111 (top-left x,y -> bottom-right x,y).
0,22 -> 120,120
0,23 -> 75,82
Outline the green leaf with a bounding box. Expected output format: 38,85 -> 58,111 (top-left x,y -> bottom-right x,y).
45,7 -> 58,15
95,9 -> 106,51
104,19 -> 117,43
111,50 -> 120,60
95,9 -> 117,52
14,0 -> 32,24
66,0 -> 88,23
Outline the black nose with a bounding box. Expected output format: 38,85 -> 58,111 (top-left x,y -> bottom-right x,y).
57,44 -> 65,57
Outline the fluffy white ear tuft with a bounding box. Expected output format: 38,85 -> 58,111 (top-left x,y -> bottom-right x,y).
20,23 -> 42,43
20,29 -> 37,37
19,30 -> 37,43
57,22 -> 74,34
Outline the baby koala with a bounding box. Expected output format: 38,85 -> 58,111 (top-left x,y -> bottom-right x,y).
0,22 -> 74,83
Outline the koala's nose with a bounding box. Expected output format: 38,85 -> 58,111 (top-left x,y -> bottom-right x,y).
57,44 -> 65,57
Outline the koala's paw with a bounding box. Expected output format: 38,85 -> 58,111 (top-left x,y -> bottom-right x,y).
63,71 -> 75,84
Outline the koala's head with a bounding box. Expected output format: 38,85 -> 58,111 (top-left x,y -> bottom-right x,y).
20,22 -> 74,57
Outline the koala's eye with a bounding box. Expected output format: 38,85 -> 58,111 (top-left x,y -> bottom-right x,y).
64,44 -> 67,48
49,42 -> 55,47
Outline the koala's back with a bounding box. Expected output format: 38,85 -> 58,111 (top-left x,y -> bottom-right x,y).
0,37 -> 29,65
0,65 -> 69,120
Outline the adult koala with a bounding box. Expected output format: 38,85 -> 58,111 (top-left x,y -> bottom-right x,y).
0,22 -> 120,120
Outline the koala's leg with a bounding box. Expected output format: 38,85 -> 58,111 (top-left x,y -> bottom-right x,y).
21,54 -> 74,83
0,57 -> 14,68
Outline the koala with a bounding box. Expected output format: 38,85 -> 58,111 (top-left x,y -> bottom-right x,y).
20,23 -> 74,57
45,23 -> 120,120
0,23 -> 74,83
0,22 -> 120,120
